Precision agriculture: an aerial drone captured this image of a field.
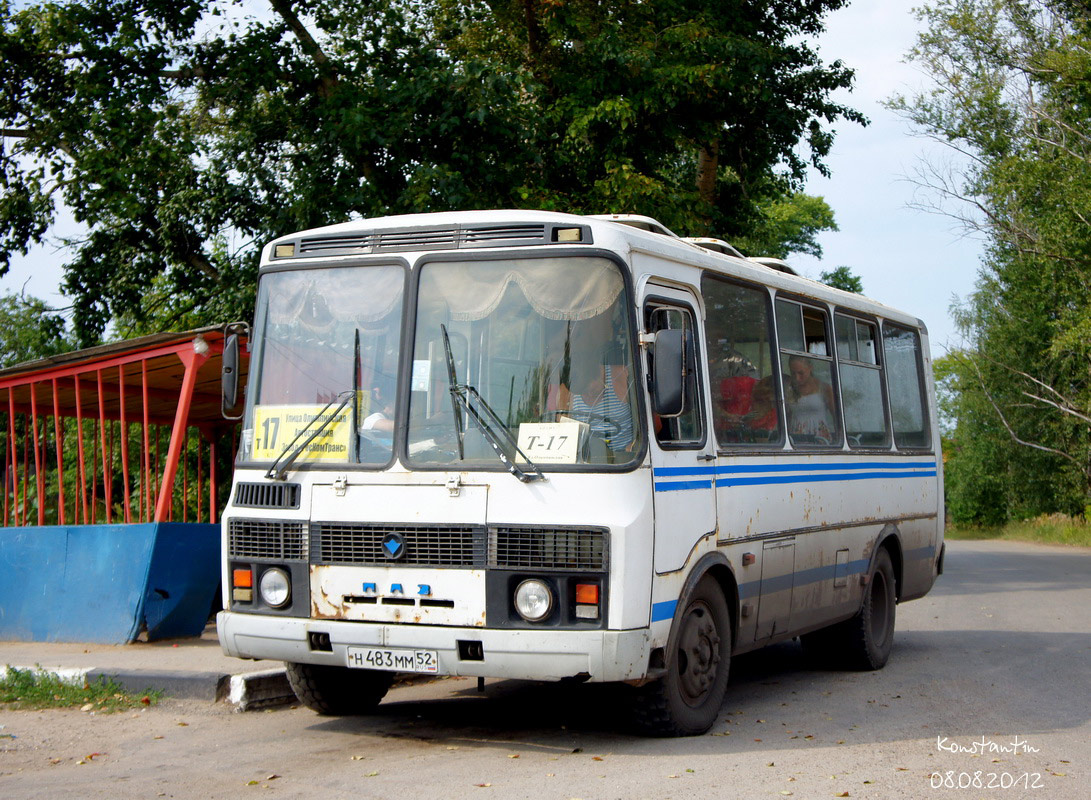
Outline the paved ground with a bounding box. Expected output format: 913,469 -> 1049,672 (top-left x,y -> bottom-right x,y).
0,539 -> 1087,799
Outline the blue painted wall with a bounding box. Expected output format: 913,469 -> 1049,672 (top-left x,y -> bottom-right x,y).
0,522 -> 219,643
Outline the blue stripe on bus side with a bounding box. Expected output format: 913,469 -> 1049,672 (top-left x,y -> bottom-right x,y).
653,479 -> 715,492
718,470 -> 938,488
654,545 -> 937,616
651,600 -> 678,622
654,461 -> 937,477
653,466 -> 938,492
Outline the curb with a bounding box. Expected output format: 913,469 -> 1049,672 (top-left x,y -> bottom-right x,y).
225,668 -> 297,711
1,665 -> 296,710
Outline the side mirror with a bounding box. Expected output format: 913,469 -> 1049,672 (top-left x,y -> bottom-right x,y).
222,322 -> 249,420
651,328 -> 685,417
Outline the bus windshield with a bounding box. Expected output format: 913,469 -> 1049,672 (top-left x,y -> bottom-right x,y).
407,256 -> 642,469
240,264 -> 405,467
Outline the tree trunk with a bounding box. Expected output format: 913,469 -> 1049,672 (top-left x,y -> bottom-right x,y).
696,142 -> 720,208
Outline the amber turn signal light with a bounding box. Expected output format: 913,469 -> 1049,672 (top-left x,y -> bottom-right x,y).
575,583 -> 599,604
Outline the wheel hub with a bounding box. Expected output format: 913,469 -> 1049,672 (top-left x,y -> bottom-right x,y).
676,602 -> 721,704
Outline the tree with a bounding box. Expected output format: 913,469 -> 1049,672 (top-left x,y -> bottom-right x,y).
1,0 -> 862,342
891,0 -> 1091,520
0,292 -> 71,368
819,265 -> 863,293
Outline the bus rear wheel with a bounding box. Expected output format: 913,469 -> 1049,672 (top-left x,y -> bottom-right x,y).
803,548 -> 896,671
631,577 -> 731,737
845,548 -> 897,670
285,662 -> 393,715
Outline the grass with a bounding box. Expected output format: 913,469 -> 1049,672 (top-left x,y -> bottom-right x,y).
0,666 -> 161,712
946,513 -> 1091,547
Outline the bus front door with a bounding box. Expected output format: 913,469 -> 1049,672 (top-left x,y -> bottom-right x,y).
644,287 -> 717,575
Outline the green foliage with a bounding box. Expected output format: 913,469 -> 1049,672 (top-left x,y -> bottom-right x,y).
0,666 -> 160,711
947,513 -> 1091,547
736,192 -> 839,259
894,0 -> 1091,522
1,0 -> 861,342
0,292 -> 72,367
818,265 -> 863,293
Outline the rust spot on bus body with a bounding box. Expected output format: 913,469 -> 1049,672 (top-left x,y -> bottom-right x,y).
311,580 -> 347,620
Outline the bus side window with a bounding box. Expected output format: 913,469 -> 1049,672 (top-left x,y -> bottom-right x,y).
645,304 -> 704,446
776,299 -> 842,448
835,314 -> 891,448
701,275 -> 784,447
883,323 -> 932,449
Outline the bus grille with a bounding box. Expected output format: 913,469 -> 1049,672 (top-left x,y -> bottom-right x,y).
234,482 -> 301,509
233,521 -> 608,571
229,519 -> 306,561
311,523 -> 486,568
489,526 -> 608,571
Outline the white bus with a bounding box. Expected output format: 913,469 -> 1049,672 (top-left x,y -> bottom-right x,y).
218,210 -> 944,736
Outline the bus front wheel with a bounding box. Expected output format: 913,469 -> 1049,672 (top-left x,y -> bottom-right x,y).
285,662 -> 393,715
631,577 -> 731,737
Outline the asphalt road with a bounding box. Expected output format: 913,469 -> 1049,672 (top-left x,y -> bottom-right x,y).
1,539 -> 1087,799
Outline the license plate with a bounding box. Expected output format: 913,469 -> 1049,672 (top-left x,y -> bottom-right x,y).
347,646 -> 439,673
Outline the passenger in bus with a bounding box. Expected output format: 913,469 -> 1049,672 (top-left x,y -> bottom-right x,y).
746,375 -> 779,434
785,355 -> 836,442
716,373 -> 778,441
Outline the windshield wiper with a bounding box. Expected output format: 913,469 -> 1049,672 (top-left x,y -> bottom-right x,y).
351,329 -> 361,459
440,325 -> 544,483
440,324 -> 465,460
265,390 -> 355,480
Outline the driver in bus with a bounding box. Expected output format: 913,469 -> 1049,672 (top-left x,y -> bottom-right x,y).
563,353 -> 634,451
361,381 -> 395,433
545,312 -> 634,452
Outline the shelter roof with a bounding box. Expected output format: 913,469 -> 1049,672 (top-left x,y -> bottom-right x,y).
0,325 -> 248,427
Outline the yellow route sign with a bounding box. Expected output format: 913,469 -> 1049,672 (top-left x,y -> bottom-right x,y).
252,402 -> 363,463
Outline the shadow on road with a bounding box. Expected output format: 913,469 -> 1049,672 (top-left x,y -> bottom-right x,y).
305,627 -> 1090,753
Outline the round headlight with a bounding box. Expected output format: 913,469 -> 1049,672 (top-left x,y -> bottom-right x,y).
259,567 -> 291,608
514,579 -> 553,622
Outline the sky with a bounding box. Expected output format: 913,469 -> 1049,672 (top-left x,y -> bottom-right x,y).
2,0 -> 983,357
789,1 -> 984,357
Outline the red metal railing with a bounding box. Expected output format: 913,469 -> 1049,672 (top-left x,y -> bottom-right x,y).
0,331 -> 242,527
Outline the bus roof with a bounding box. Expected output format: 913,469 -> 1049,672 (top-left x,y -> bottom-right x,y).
262,210 -> 927,333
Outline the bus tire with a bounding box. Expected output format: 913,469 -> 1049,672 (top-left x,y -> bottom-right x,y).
285,662 -> 393,715
631,577 -> 731,737
801,549 -> 897,670
840,548 -> 897,670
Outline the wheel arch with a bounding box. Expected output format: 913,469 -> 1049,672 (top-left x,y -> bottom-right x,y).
874,524 -> 904,601
672,552 -> 739,651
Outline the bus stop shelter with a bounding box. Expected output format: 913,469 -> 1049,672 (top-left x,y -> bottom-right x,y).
0,325 -> 247,643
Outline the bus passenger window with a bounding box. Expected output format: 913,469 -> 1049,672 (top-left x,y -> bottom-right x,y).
701,276 -> 783,447
776,299 -> 842,448
836,315 -> 890,448
883,323 -> 931,449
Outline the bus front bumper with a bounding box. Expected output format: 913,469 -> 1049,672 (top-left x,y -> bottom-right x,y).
217,611 -> 653,683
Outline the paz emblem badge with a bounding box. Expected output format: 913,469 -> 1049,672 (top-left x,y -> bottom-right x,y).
381,532 -> 406,560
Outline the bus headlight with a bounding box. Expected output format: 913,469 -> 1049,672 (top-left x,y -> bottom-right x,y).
514,579 -> 553,622
259,567 -> 292,608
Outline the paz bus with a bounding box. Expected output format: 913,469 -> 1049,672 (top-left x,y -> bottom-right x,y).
217,210 -> 944,736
